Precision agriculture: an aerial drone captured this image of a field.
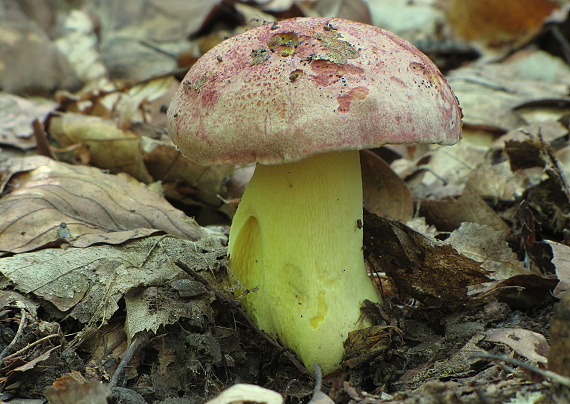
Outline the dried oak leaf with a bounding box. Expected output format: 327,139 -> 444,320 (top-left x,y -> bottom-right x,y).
363,211 -> 490,308
361,150 -> 413,223
0,156 -> 203,255
0,235 -> 223,329
448,223 -> 558,307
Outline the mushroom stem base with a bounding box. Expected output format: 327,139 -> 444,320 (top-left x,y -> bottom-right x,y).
228,150 -> 381,374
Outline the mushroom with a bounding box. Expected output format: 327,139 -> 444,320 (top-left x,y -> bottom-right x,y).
166,17 -> 462,373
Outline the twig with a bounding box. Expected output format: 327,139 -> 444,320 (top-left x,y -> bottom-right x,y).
471,352 -> 570,388
174,260 -> 313,378
110,334 -> 147,387
0,309 -> 27,362
2,333 -> 60,362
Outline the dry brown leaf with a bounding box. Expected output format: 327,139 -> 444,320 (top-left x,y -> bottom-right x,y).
48,113 -> 154,183
485,327 -> 549,364
124,284 -> 213,340
442,0 -> 558,54
421,192 -> 509,232
364,211 -> 490,308
361,150 -> 413,222
314,0 -> 372,24
0,93 -> 56,150
0,156 -> 203,254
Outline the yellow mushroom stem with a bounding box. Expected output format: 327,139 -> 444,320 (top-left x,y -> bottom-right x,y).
228,150 -> 381,374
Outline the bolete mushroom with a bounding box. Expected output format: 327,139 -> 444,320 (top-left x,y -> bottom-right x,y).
167,17 -> 461,373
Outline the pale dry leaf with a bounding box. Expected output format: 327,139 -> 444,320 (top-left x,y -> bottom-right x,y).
124,284 -> 213,340
403,141 -> 488,200
446,222 -> 531,280
0,93 -> 56,150
546,240 -> 570,298
48,113 -> 154,183
95,0 -> 221,81
485,327 -> 549,364
0,235 -> 221,325
447,62 -> 570,131
315,0 -> 372,23
465,160 -> 531,202
364,0 -> 445,44
55,9 -> 108,85
103,76 -> 175,129
0,156 -> 203,254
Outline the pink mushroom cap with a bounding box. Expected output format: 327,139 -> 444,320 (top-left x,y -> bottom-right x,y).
167,17 -> 462,166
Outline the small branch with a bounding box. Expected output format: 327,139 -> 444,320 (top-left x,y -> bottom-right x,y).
110,334 -> 147,387
174,260 -> 312,378
471,352 -> 570,388
0,309 -> 27,362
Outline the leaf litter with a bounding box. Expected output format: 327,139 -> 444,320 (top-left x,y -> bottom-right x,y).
1,0 -> 570,403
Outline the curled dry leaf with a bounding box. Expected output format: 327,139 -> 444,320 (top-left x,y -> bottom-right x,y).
0,156 -> 203,254
363,211 -> 490,308
0,93 -> 56,150
448,223 -> 558,306
421,192 -> 509,232
141,136 -> 233,207
361,150 -> 413,222
485,328 -> 549,364
48,113 -> 154,183
546,240 -> 570,298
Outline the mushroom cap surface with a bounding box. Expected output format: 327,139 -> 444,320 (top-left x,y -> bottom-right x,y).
167,17 -> 462,165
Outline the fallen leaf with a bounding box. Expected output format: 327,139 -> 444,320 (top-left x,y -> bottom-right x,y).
0,156 -> 203,255
48,113 -> 154,183
361,150 -> 413,222
421,192 -> 509,232
443,0 -> 558,54
485,327 -> 549,364
0,235 -> 223,329
0,14 -> 80,95
447,62 -> 570,131
446,223 -> 529,280
0,93 -> 56,150
364,211 -> 490,308
124,284 -> 213,340
546,240 -> 570,298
